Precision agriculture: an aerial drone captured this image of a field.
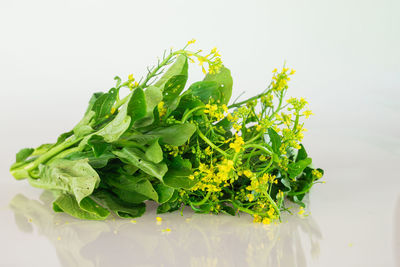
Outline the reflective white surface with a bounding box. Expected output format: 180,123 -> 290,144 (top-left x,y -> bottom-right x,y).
1,129 -> 399,267
1,0 -> 399,266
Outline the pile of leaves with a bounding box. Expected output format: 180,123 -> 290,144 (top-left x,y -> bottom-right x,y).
10,42 -> 324,223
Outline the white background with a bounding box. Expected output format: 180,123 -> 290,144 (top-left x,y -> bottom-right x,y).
0,0 -> 399,266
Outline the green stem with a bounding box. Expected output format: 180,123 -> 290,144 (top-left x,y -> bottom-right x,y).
181,106 -> 206,123
263,190 -> 281,217
228,89 -> 272,109
27,137 -> 81,171
190,191 -> 212,206
197,128 -> 228,157
243,144 -> 272,155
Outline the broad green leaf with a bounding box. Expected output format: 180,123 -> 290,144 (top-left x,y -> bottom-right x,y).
147,123 -> 196,146
287,158 -> 312,179
94,96 -> 132,143
16,148 -> 34,163
53,194 -> 110,220
203,66 -> 233,104
127,87 -> 147,123
163,156 -> 196,189
114,188 -> 149,204
87,135 -> 111,157
28,159 -> 100,204
154,183 -> 175,204
155,55 -> 188,90
188,81 -> 221,104
268,128 -> 281,154
145,139 -> 163,163
163,74 -> 188,111
112,147 -> 167,181
134,86 -> 163,128
296,144 -> 308,162
92,87 -> 118,122
220,204 -> 236,216
104,173 -> 158,202
92,190 -> 146,219
85,92 -> 104,115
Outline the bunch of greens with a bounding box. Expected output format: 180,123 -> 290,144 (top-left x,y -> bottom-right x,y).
10,41 -> 324,223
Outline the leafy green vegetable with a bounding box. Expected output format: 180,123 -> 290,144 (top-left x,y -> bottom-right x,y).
10,42 -> 324,223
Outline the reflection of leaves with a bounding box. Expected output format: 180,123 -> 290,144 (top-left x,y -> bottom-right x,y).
9,194 -> 322,267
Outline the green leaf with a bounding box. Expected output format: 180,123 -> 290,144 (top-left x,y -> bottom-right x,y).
220,204 -> 236,216
155,55 -> 188,90
145,139 -> 163,163
163,74 -> 188,111
188,81 -> 221,104
268,127 -> 281,154
146,123 -> 196,146
93,96 -> 132,143
112,147 -> 167,181
163,156 -> 197,189
203,66 -> 233,104
87,135 -> 111,157
53,194 -> 110,220
92,190 -> 146,219
114,188 -> 149,204
73,110 -> 95,137
134,86 -> 163,128
16,148 -> 34,163
64,150 -> 115,169
287,158 -> 312,179
28,159 -> 100,204
127,87 -> 147,123
154,183 -> 175,204
296,144 -> 308,162
92,87 -> 118,123
104,173 -> 158,202
85,92 -> 104,115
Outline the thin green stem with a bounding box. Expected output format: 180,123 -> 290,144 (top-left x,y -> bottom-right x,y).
181,106 -> 206,123
243,144 -> 272,155
190,191 -> 212,206
197,128 -> 228,157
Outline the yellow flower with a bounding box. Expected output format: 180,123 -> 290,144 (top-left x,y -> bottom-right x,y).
272,68 -> 277,73
158,101 -> 167,117
222,104 -> 229,113
247,194 -> 255,202
262,217 -> 271,224
187,39 -> 196,45
290,69 -> 296,75
256,124 -> 262,131
229,135 -> 244,152
253,214 -> 262,223
233,124 -> 242,131
303,109 -> 313,118
243,170 -> 253,178
204,146 -> 212,156
156,217 -> 162,222
312,169 -> 323,179
128,74 -> 134,81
